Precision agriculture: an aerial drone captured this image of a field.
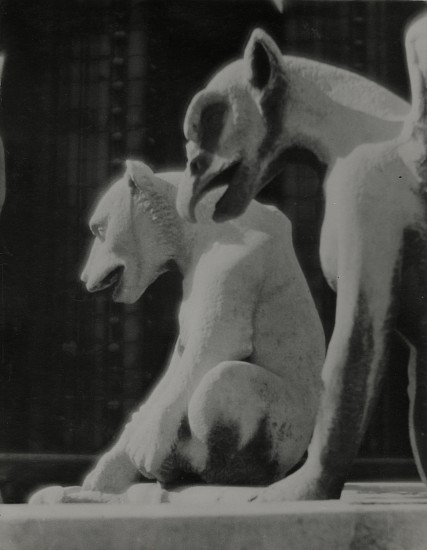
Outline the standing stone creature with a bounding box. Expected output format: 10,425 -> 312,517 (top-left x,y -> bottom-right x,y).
271,12 -> 427,502
175,22 -> 419,500
31,159 -> 324,503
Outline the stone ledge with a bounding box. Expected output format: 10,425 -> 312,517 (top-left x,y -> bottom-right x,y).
1,483 -> 427,550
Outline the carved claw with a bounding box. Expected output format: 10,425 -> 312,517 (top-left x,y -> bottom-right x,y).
254,466 -> 342,502
82,450 -> 139,494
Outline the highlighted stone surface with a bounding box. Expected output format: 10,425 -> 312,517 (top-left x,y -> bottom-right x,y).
2,483 -> 427,550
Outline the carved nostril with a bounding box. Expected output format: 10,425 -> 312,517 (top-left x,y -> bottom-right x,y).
189,154 -> 210,177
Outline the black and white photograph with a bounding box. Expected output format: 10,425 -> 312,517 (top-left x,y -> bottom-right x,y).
1,0 -> 427,548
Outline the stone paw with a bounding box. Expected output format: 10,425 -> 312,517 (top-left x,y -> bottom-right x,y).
82,450 -> 138,494
125,483 -> 169,504
29,486 -> 82,504
254,467 -> 341,502
29,485 -> 126,504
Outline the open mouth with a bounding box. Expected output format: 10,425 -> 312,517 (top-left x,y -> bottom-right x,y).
203,160 -> 241,195
188,160 -> 241,222
96,266 -> 124,295
212,161 -> 253,222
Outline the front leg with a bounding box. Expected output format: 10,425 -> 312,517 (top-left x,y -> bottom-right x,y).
83,340 -> 202,489
82,434 -> 141,493
258,170 -> 402,501
83,340 -> 186,492
408,341 -> 427,484
258,289 -> 393,500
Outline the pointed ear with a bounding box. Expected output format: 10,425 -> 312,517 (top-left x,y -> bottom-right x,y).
243,29 -> 284,93
125,159 -> 154,191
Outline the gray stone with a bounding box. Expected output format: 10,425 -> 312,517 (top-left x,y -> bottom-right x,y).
3,483 -> 427,550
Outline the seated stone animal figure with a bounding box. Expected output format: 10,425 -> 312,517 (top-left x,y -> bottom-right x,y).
48,159 -> 324,496
175,25 -> 415,500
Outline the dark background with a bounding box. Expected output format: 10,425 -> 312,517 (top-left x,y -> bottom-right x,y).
0,0 -> 423,502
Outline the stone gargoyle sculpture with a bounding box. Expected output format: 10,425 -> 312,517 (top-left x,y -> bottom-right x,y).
30,159 -> 324,503
176,16 -> 427,501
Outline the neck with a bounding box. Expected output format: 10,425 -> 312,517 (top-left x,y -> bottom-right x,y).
403,14 -> 427,148
282,58 -> 406,165
156,172 -> 218,274
403,56 -> 427,149
410,71 -> 427,125
400,36 -> 427,182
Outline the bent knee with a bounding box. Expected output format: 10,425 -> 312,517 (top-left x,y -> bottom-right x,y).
185,361 -> 309,483
188,361 -> 281,448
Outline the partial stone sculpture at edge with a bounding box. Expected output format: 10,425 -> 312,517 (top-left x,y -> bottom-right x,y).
0,54 -> 5,217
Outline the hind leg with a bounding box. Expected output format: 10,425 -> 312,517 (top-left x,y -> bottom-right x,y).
177,361 -> 317,485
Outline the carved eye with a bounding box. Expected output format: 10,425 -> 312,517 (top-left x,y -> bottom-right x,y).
177,337 -> 185,356
91,223 -> 105,241
200,101 -> 228,151
127,174 -> 138,193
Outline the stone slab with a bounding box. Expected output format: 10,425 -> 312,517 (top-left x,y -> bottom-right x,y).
1,482 -> 427,550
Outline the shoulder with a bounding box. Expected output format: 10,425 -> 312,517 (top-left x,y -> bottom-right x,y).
328,141 -> 401,194
235,200 -> 292,244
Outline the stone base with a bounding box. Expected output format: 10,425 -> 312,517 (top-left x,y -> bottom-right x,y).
1,482 -> 427,550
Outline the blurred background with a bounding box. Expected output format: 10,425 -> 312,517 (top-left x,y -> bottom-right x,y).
0,0 -> 423,502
